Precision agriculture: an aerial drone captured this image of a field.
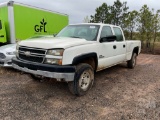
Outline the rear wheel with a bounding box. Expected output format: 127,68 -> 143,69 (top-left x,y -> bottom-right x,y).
68,63 -> 94,96
127,53 -> 137,69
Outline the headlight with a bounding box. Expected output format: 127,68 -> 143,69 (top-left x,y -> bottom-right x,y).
44,58 -> 62,65
6,51 -> 16,55
47,49 -> 64,56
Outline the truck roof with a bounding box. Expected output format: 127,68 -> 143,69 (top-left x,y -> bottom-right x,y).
69,23 -> 121,27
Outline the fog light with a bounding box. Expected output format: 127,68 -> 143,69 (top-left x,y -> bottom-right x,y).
45,58 -> 62,65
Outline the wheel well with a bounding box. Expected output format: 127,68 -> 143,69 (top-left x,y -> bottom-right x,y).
80,57 -> 96,70
72,53 -> 98,71
133,47 -> 139,55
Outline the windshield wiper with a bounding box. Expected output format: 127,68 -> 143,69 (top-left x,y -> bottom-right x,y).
70,36 -> 82,39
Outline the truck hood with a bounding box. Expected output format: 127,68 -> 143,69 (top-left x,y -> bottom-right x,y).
19,37 -> 95,49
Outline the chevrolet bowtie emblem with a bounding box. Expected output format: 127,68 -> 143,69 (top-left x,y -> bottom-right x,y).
24,51 -> 31,57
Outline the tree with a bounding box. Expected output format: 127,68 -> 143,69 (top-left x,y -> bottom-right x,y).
137,5 -> 154,49
90,0 -> 129,29
152,10 -> 160,53
89,1 -> 160,54
110,0 -> 129,28
90,3 -> 110,23
125,10 -> 138,39
83,16 -> 90,23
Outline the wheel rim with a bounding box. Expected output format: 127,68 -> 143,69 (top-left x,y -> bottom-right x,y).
79,70 -> 91,91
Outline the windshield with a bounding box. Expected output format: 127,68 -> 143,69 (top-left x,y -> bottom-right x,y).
57,25 -> 100,41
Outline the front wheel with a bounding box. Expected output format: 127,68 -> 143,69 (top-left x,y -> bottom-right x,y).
68,63 -> 94,96
127,53 -> 137,69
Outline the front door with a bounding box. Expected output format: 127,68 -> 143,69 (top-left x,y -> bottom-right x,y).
0,20 -> 7,43
98,26 -> 118,70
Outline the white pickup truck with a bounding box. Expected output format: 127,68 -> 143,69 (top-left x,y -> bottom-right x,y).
12,23 -> 141,96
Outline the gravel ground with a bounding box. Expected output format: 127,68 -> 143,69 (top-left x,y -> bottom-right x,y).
0,54 -> 160,120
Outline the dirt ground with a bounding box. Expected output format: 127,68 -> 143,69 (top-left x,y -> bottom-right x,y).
0,54 -> 160,120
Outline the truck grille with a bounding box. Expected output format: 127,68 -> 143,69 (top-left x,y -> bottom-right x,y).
0,53 -> 6,59
18,46 -> 46,63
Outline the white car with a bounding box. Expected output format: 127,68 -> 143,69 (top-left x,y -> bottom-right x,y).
0,44 -> 16,67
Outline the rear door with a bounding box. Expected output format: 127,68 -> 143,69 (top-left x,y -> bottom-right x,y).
0,20 -> 7,43
112,27 -> 126,62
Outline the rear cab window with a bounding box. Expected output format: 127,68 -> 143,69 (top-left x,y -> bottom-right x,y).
113,27 -> 124,41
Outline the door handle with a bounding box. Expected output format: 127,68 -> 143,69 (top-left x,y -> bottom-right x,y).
123,45 -> 126,48
0,35 -> 4,38
113,45 -> 116,49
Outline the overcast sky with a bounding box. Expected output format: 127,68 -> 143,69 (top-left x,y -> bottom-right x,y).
0,0 -> 159,23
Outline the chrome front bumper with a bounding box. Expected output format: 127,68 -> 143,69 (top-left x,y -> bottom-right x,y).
12,64 -> 75,81
12,58 -> 76,82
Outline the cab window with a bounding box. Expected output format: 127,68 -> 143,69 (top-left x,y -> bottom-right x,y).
100,26 -> 113,38
113,27 -> 124,41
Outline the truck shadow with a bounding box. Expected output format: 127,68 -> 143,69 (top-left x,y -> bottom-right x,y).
0,63 -> 133,118
0,63 -> 128,98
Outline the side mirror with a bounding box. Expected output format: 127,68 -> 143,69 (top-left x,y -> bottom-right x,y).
53,33 -> 57,37
100,35 -> 117,43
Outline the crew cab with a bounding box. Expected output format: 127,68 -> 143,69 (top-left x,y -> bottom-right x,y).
12,23 -> 141,96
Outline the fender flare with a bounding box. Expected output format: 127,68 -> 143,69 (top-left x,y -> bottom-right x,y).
72,52 -> 98,71
133,46 -> 140,55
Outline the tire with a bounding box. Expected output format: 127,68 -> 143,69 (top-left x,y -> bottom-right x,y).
68,63 -> 94,96
127,53 -> 137,69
